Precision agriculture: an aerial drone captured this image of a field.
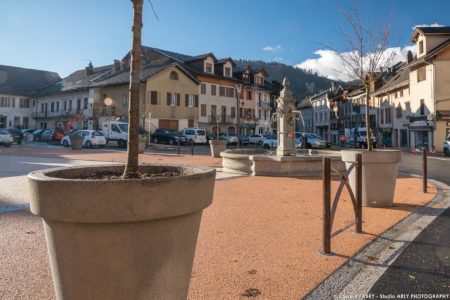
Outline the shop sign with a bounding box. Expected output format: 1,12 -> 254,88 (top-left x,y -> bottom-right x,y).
409,120 -> 428,127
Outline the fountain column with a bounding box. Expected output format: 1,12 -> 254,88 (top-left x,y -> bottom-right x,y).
276,78 -> 296,156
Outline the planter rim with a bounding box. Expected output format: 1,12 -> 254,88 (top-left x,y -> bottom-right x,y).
341,149 -> 402,164
28,164 -> 216,223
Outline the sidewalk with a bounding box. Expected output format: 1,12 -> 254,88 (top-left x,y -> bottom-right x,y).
0,148 -> 439,299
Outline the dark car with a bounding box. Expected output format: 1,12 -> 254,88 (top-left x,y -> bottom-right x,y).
152,128 -> 188,145
41,128 -> 65,142
31,129 -> 46,141
7,128 -> 24,144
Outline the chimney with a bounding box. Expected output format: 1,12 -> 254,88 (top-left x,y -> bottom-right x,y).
85,62 -> 94,76
407,50 -> 413,64
114,60 -> 121,71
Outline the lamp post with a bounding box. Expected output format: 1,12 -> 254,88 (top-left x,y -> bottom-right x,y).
235,84 -> 242,149
148,112 -> 152,142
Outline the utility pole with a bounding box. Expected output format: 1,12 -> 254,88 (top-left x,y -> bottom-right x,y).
236,84 -> 242,149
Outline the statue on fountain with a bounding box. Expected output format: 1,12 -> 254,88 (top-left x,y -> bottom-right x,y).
275,77 -> 297,156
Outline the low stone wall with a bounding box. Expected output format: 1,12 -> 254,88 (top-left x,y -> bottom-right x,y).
220,149 -> 345,177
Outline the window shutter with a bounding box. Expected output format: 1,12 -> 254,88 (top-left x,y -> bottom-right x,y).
194,95 -> 199,107
185,94 -> 189,106
177,93 -> 180,106
167,92 -> 171,105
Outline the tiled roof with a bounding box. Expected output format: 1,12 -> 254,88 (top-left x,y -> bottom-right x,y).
32,65 -> 113,97
415,26 -> 450,35
373,67 -> 409,96
0,65 -> 60,96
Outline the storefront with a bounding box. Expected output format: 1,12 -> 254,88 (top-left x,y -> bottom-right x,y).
408,117 -> 434,150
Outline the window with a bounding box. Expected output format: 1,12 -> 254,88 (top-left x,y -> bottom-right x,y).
151,91 -> 158,104
405,101 -> 411,115
19,98 -> 30,108
201,84 -> 206,95
211,105 -> 217,119
231,107 -> 236,118
50,102 -> 54,112
123,95 -> 128,106
194,95 -> 199,107
77,99 -> 81,110
247,91 -> 252,100
205,63 -> 212,73
420,99 -> 425,115
224,67 -> 231,77
69,100 -> 72,111
0,97 -> 11,107
56,101 -> 60,112
63,100 -> 67,111
400,90 -> 403,97
396,104 -> 403,118
394,92 -> 398,99
211,85 -> 216,96
167,92 -> 175,106
169,71 -> 179,80
200,104 -> 206,116
11,98 -> 15,108
219,86 -> 225,97
226,87 -> 234,98
419,40 -> 424,55
23,117 -> 29,128
185,94 -> 193,107
417,66 -> 426,82
83,98 -> 88,109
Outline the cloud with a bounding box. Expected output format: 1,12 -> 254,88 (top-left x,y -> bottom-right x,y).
262,45 -> 283,53
412,23 -> 445,30
295,45 -> 416,81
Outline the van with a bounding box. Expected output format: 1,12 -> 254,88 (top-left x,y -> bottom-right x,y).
102,121 -> 129,147
179,128 -> 207,144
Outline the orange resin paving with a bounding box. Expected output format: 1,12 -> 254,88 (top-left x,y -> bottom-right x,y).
0,146 -> 436,299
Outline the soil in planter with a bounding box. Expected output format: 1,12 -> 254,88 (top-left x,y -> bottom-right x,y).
46,166 -> 190,180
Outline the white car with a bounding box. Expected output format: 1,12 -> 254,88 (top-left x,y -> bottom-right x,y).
249,134 -> 266,145
0,129 -> 13,147
219,133 -> 238,144
179,128 -> 207,144
444,134 -> 450,157
262,134 -> 302,150
61,130 -> 107,148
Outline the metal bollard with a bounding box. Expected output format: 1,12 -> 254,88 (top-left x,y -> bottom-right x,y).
355,154 -> 363,233
322,157 -> 331,255
191,141 -> 194,156
177,139 -> 180,156
423,147 -> 427,193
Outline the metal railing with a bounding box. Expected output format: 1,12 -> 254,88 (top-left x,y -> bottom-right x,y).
321,154 -> 362,255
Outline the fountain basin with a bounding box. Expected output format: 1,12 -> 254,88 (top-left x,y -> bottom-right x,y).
220,149 -> 345,177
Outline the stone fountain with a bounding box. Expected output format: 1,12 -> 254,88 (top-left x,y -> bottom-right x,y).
220,77 -> 344,177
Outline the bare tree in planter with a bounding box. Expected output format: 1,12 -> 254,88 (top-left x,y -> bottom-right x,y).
123,0 -> 143,178
327,6 -> 393,150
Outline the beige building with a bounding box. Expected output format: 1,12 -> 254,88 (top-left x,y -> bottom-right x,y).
408,26 -> 450,152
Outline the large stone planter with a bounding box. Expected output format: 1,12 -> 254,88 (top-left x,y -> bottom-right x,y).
71,135 -> 83,150
28,164 -> 216,300
341,149 -> 402,207
209,139 -> 227,158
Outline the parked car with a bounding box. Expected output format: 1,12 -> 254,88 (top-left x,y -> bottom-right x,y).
262,135 -> 277,149
179,128 -> 207,144
249,134 -> 266,145
219,132 -> 238,144
444,134 -> 450,157
239,134 -> 249,145
30,128 -> 46,141
152,128 -> 188,145
7,128 -> 24,144
61,130 -> 107,148
41,128 -> 65,142
0,129 -> 13,147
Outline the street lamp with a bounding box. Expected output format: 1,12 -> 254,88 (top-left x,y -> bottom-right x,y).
235,84 -> 242,149
148,112 -> 152,142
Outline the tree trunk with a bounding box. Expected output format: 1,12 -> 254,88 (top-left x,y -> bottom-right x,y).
365,87 -> 373,151
123,0 -> 143,178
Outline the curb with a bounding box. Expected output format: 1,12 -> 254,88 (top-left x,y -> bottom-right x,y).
304,175 -> 450,300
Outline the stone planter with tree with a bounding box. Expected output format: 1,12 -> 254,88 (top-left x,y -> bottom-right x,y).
328,7 -> 402,207
28,1 -> 216,299
209,139 -> 227,157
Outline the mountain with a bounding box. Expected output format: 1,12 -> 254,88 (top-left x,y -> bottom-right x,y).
235,59 -> 340,100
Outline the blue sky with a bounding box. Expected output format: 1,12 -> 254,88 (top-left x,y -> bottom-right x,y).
1,0 -> 449,78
